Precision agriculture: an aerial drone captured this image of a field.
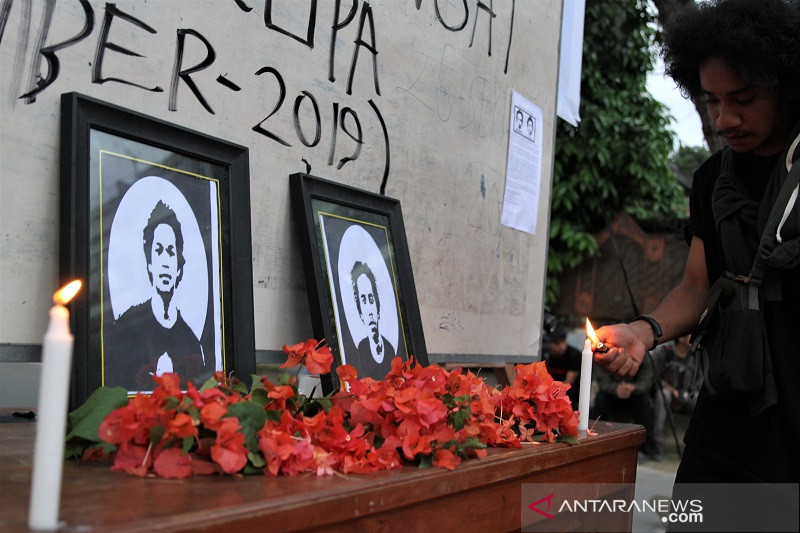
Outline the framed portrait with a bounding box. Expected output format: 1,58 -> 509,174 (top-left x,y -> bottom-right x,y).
60,92 -> 255,407
291,173 -> 428,393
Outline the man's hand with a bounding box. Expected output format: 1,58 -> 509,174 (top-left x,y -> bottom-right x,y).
593,323 -> 649,377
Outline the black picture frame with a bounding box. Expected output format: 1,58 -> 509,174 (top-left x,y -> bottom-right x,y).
60,92 -> 255,407
290,173 -> 428,393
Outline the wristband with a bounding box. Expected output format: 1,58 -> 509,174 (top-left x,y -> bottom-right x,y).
633,314 -> 662,351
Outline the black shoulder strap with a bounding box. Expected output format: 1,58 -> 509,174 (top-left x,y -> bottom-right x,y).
751,131 -> 800,280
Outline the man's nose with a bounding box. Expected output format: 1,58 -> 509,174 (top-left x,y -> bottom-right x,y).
715,103 -> 742,130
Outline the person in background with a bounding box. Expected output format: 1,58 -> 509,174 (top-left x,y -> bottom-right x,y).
543,324 -> 581,406
650,335 -> 700,461
590,352 -> 657,459
593,0 -> 799,482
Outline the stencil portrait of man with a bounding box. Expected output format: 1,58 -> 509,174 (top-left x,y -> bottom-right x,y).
350,260 -> 396,371
107,199 -> 204,388
102,172 -> 220,392
317,214 -> 406,380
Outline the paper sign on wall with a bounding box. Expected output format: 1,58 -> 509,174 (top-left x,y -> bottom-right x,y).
501,90 -> 543,234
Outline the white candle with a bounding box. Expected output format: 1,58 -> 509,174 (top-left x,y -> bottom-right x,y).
578,338 -> 593,431
29,282 -> 80,530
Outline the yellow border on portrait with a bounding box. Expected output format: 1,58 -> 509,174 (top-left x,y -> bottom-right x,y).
316,210 -> 409,368
98,150 -> 225,387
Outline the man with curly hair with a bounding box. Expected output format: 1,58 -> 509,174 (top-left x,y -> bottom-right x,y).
350,260 -> 395,379
593,0 -> 799,483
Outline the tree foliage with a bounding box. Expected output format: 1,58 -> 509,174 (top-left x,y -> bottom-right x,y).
547,0 -> 687,304
671,143 -> 710,190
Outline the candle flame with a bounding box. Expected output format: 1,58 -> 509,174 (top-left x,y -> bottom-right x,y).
53,280 -> 82,305
585,318 -> 599,343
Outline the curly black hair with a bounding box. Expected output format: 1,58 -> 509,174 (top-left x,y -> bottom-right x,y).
661,0 -> 800,99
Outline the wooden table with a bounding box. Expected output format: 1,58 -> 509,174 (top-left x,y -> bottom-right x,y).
0,413 -> 643,532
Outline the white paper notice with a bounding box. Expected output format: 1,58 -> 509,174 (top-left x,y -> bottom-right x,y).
501,91 -> 543,234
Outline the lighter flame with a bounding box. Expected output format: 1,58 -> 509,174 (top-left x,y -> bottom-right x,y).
585,318 -> 598,343
53,280 -> 82,305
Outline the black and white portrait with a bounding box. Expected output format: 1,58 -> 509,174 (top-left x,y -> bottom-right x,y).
318,214 -> 406,380
512,105 -> 536,142
100,152 -> 222,393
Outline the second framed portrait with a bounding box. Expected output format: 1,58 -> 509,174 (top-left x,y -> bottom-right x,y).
291,174 -> 428,392
61,93 -> 256,406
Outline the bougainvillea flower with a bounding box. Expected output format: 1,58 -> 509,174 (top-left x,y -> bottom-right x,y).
200,401 -> 228,432
416,396 -> 448,428
305,342 -> 333,375
280,341 -> 306,368
111,444 -> 151,476
153,447 -> 192,479
433,447 -> 461,470
79,338 -> 581,479
98,405 -> 138,446
165,412 -> 197,440
150,372 -> 183,401
210,417 -> 248,474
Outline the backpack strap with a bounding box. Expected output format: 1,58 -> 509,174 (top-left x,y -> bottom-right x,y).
752,126 -> 800,277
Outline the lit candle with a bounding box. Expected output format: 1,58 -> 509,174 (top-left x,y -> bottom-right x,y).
577,318 -> 596,432
28,280 -> 81,531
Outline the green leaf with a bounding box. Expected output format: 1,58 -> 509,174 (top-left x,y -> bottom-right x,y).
449,405 -> 471,431
249,387 -> 269,407
302,397 -> 332,416
264,409 -> 282,422
163,397 -> 180,410
556,434 -> 580,445
463,437 -> 487,450
64,442 -> 86,460
199,374 -> 220,392
150,425 -> 165,446
243,463 -> 264,475
65,386 -> 129,443
418,454 -> 433,469
247,451 -> 266,468
226,401 -> 267,452
249,375 -> 264,393
182,436 -> 195,454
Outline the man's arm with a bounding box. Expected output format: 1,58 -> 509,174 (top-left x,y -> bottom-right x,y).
594,236 -> 710,377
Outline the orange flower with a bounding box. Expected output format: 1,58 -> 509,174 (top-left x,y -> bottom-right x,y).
305,343 -> 333,375
111,444 -> 151,476
200,401 -> 228,432
151,373 -> 183,401
210,417 -> 248,474
258,427 -> 295,476
416,396 -> 448,428
165,412 -> 197,440
153,448 -> 192,479
336,364 -> 358,383
433,448 -> 461,470
280,341 -> 307,368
